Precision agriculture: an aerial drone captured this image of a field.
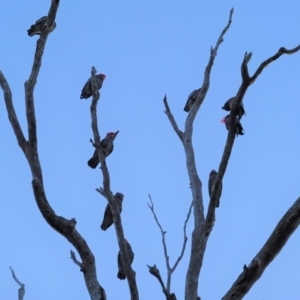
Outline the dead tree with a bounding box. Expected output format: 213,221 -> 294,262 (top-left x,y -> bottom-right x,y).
1,2 -> 300,300
162,8 -> 300,300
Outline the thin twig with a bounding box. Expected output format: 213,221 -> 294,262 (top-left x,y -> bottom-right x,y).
70,250 -> 86,272
10,267 -> 25,300
163,95 -> 183,140
147,195 -> 171,272
250,45 -> 300,85
171,200 -> 192,272
148,195 -> 192,292
186,8 -> 234,126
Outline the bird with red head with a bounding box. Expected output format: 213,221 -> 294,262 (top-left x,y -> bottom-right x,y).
221,115 -> 244,136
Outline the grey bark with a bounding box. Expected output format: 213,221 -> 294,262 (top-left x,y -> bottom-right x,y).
163,7 -> 300,300
10,267 -> 25,300
163,9 -> 234,300
1,2 -> 106,300
222,197 -> 300,300
147,196 -> 192,295
90,67 -> 139,300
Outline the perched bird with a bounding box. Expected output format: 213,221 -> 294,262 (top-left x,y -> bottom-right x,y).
117,239 -> 134,280
100,193 -> 124,231
88,131 -> 119,168
184,89 -> 200,112
222,97 -> 246,120
208,170 -> 222,207
27,16 -> 56,37
222,115 -> 244,136
80,74 -> 106,99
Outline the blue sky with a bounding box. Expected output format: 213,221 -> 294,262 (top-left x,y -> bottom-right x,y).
1,1 -> 300,299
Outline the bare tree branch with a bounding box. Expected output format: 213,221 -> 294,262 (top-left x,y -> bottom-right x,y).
147,265 -> 177,300
222,197 -> 300,300
0,73 -> 27,152
163,95 -> 183,141
147,264 -> 166,292
90,68 -> 139,300
250,45 -> 300,85
184,9 -> 234,300
148,196 -> 192,293
10,267 -> 25,300
206,46 -> 300,232
186,8 -> 234,125
148,196 -> 171,288
205,130 -> 235,228
32,180 -> 106,300
70,250 -> 86,272
1,3 -> 107,300
180,13 -> 299,300
147,196 -> 191,299
25,0 -> 60,150
171,200 -> 192,273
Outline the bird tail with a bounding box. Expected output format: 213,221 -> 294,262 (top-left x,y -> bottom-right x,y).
87,157 -> 99,169
117,272 -> 126,280
100,224 -> 107,231
27,28 -> 34,37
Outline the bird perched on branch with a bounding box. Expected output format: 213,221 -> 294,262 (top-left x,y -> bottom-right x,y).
80,74 -> 106,99
27,16 -> 56,36
222,97 -> 246,120
222,115 -> 244,136
88,131 -> 119,168
117,239 -> 134,280
208,170 -> 222,207
184,89 -> 200,112
100,193 -> 124,231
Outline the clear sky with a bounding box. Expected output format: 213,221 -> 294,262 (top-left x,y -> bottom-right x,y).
1,1 -> 300,299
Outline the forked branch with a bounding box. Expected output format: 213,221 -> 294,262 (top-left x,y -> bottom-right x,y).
206,45 -> 300,230
1,2 -> 106,300
163,95 -> 183,140
147,195 -> 192,293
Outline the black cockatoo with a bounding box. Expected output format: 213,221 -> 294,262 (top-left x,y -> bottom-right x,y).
117,239 -> 134,280
100,193 -> 124,231
222,115 -> 244,136
222,97 -> 246,120
27,16 -> 56,36
87,131 -> 119,169
80,74 -> 106,99
208,170 -> 222,207
184,89 -> 200,112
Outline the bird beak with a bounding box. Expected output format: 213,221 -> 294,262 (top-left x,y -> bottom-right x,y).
112,130 -> 119,140
221,118 -> 225,123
